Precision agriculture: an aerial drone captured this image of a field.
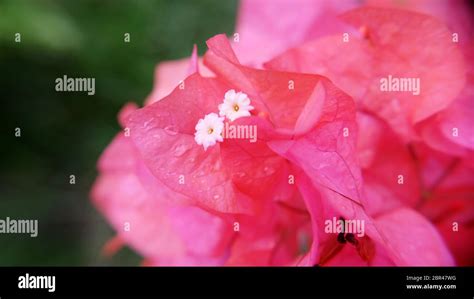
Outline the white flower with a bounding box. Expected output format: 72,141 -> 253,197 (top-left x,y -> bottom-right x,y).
218,90 -> 254,121
194,113 -> 224,150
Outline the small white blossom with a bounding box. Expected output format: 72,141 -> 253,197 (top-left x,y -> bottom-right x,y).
218,90 -> 254,121
194,113 -> 224,150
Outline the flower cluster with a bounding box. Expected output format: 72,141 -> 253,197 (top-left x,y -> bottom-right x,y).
92,1 -> 474,266
194,90 -> 254,150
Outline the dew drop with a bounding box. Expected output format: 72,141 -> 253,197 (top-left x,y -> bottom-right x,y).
143,119 -> 152,128
212,161 -> 222,171
263,166 -> 275,175
173,143 -> 190,157
195,170 -> 206,178
235,172 -> 246,178
164,125 -> 179,136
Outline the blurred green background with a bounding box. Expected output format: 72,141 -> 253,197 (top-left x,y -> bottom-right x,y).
0,0 -> 237,265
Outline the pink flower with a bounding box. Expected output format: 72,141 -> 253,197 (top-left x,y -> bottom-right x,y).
259,5 -> 473,264
92,4 -> 473,266
233,0 -> 360,66
415,144 -> 474,266
266,7 -> 467,141
234,0 -> 473,66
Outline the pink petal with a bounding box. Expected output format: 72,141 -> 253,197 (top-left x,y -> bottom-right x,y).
420,196 -> 474,266
127,74 -> 254,213
234,0 -> 359,66
219,116 -> 295,204
205,34 -> 331,132
374,208 -> 455,266
297,168 -> 453,266
92,134 -> 233,265
357,112 -> 421,214
92,171 -> 184,259
265,35 -> 374,102
266,80 -> 361,203
341,7 -> 466,124
267,7 -> 466,141
418,70 -> 474,155
226,203 -> 310,266
365,0 -> 474,43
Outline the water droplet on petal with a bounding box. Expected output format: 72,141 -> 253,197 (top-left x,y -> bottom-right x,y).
263,166 -> 275,175
143,119 -> 152,129
195,170 -> 206,178
172,143 -> 191,157
236,172 -> 246,178
212,161 -> 222,171
164,125 -> 178,136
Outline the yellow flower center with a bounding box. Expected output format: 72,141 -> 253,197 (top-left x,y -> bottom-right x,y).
208,128 -> 214,134
233,104 -> 240,112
